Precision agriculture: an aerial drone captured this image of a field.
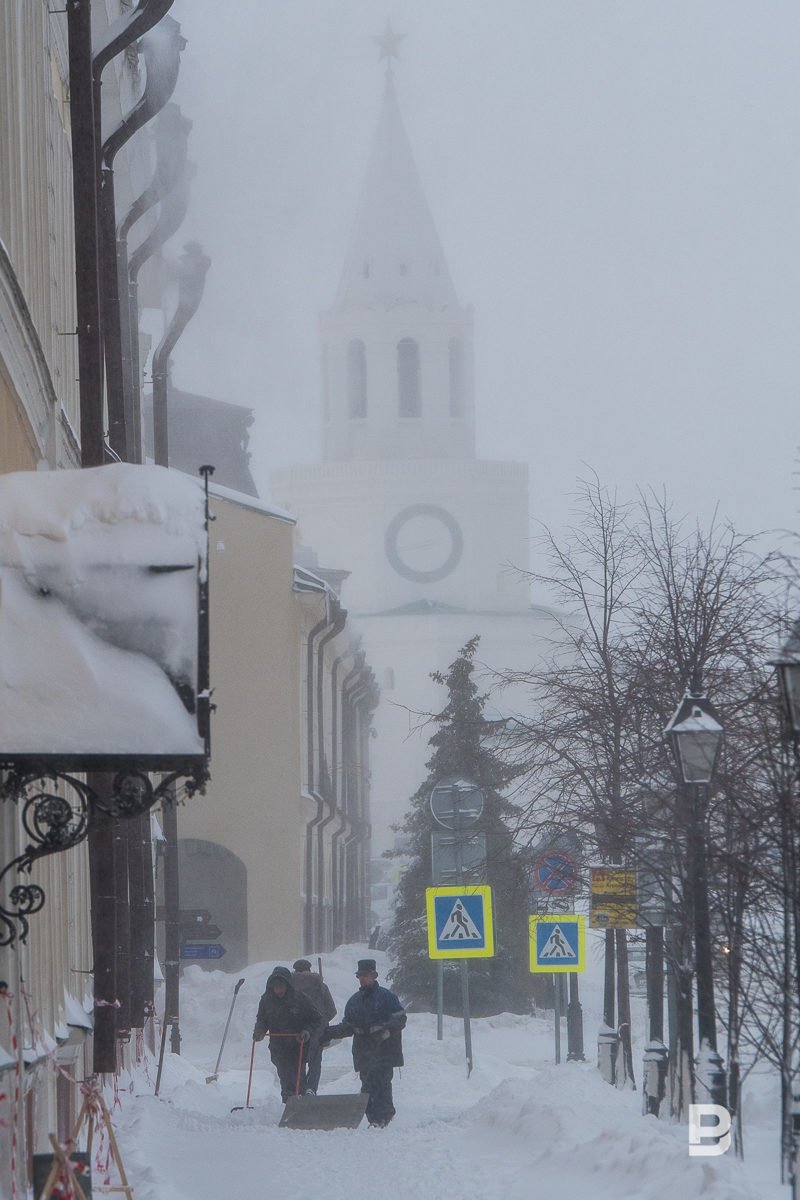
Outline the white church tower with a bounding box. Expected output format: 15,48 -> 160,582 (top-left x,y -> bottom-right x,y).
271,27 -> 562,889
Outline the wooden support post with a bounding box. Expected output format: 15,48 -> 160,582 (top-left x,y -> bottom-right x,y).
41,1085 -> 134,1200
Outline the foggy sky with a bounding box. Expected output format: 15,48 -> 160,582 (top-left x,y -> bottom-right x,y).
168,0 -> 800,554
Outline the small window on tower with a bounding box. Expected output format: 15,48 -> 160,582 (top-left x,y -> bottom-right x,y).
399,262 -> 408,276
397,338 -> 421,417
383,667 -> 395,690
363,261 -> 370,278
347,339 -> 367,419
449,338 -> 464,417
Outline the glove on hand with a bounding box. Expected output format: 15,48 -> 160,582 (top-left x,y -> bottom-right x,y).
252,1031 -> 265,1042
297,1029 -> 311,1043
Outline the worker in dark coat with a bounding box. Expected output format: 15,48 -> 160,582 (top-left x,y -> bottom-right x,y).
252,966 -> 323,1102
291,959 -> 337,1095
321,958 -> 406,1127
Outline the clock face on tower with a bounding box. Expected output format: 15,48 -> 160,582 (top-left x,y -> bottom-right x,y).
384,504 -> 464,583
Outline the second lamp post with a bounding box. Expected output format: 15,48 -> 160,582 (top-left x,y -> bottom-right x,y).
664,681 -> 727,1109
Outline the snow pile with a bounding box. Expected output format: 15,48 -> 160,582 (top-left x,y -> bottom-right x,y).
103,941 -> 780,1200
0,463 -> 206,757
466,1072 -> 756,1199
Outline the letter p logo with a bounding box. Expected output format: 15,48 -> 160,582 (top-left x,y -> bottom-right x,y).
688,1104 -> 732,1156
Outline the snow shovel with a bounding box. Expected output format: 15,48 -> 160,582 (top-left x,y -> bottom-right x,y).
278,1037 -> 368,1131
230,1039 -> 256,1112
279,1091 -> 368,1130
207,977 -> 245,1083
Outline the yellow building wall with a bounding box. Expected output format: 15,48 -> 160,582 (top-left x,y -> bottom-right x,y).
178,494 -> 310,964
0,373 -> 39,471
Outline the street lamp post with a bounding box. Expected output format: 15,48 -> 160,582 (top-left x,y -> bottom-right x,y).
771,620 -> 800,1195
664,682 -> 726,1109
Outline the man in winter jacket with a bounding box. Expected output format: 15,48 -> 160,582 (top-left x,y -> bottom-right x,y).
291,959 -> 337,1095
252,966 -> 323,1102
321,958 -> 406,1127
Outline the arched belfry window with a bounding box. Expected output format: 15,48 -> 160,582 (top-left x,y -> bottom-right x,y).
347,339 -> 367,418
449,338 -> 464,417
397,338 -> 421,417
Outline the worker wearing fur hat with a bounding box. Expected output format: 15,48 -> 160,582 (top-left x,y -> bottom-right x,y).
291,959 -> 337,1095
321,958 -> 406,1127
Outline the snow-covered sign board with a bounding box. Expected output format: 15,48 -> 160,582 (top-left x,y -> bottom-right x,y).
425,885 -> 495,959
0,463 -> 209,769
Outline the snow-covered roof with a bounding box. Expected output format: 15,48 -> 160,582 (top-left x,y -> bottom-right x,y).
0,463 -> 207,760
209,481 -> 295,524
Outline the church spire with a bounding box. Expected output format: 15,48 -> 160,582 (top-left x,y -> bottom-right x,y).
333,27 -> 459,313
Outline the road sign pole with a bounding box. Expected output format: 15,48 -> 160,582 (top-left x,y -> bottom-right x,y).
553,972 -> 561,1064
436,961 -> 444,1041
461,960 -> 473,1077
453,791 -> 474,1077
566,972 -> 585,1061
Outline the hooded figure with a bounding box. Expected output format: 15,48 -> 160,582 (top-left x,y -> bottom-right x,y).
252,966 -> 323,1102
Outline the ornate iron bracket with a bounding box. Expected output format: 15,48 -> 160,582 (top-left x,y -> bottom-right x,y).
0,762 -> 207,947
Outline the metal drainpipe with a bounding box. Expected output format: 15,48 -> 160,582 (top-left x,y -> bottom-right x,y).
118,103 -> 192,462
66,0 -> 104,467
328,651 -> 361,947
312,605 -> 347,951
324,650 -> 346,950
351,679 -> 373,941
151,240 -> 210,465
352,669 -> 379,939
98,15 -> 186,459
68,0 -> 173,466
303,607 -> 332,953
334,657 -> 363,944
338,673 -> 370,940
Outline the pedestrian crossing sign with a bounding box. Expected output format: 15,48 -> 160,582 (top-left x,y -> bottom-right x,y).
426,885 -> 495,959
529,914 -> 586,973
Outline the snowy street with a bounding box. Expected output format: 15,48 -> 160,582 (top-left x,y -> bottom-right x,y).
109,944 -> 781,1200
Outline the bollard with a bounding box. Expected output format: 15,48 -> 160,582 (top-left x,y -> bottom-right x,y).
597,1024 -> 618,1085
642,1039 -> 668,1116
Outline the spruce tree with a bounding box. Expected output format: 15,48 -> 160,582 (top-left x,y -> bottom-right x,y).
386,637 -> 534,1015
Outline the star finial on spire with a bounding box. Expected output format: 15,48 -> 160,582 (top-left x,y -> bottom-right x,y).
374,19 -> 405,70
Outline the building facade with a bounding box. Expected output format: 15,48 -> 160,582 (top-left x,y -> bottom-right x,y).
0,7 -> 93,1191
177,487 -> 377,964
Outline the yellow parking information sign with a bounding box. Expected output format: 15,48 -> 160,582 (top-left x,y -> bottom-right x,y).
426,885 -> 495,959
529,914 -> 586,973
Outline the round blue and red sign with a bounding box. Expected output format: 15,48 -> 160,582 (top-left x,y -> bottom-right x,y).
534,850 -> 579,894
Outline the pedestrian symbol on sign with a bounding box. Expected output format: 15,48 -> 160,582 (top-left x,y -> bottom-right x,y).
529,914 -> 585,973
439,900 -> 482,941
427,886 -> 494,959
539,924 -> 571,958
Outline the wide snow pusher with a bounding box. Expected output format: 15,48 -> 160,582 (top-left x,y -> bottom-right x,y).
237,1035 -> 368,1130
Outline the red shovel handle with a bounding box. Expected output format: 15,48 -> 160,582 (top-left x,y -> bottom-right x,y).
294,1038 -> 304,1096
256,1032 -> 307,1097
